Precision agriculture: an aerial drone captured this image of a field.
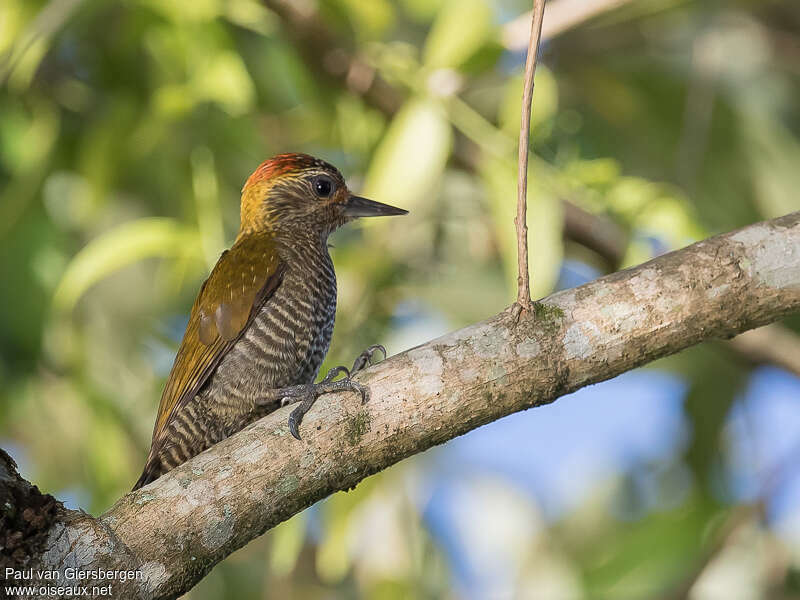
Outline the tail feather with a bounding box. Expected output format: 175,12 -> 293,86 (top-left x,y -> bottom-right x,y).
131,471 -> 152,491
132,453 -> 163,491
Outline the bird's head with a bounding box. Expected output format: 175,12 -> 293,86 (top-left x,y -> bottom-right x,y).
238,153 -> 407,240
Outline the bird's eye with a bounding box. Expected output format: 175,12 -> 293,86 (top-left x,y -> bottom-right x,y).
312,176 -> 335,198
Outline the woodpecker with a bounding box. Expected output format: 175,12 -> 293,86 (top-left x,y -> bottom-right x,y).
133,153 -> 407,490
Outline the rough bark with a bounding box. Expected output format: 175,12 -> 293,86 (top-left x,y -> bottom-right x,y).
0,450 -> 64,571
4,212 -> 800,600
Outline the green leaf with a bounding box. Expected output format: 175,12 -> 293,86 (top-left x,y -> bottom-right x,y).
193,51 -> 256,116
400,0 -> 446,23
191,146 -> 225,268
53,218 -> 202,312
362,97 -> 452,211
269,513 -> 307,577
141,0 -> 221,23
0,101 -> 59,175
316,479 -> 379,583
741,110 -> 800,218
423,0 -> 493,69
604,177 -> 706,266
223,0 -> 276,35
333,0 -> 396,39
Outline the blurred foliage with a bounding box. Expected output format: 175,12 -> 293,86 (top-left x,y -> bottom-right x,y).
1,0 -> 799,598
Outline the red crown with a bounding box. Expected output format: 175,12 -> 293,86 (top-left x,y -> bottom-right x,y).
243,153 -> 332,191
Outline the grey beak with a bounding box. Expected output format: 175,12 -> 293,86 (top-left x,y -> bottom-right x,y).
344,195 -> 408,218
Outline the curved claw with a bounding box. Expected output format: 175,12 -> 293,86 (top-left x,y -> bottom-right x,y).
288,408 -> 303,440
354,382 -> 368,404
370,344 -> 387,362
351,344 -> 387,374
285,370 -> 371,440
322,365 -> 350,384
342,380 -> 366,403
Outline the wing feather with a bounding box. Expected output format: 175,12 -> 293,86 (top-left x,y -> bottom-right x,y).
149,234 -> 285,448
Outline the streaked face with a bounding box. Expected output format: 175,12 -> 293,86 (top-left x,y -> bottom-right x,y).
240,153 -> 407,238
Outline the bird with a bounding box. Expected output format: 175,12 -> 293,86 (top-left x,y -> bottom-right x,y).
133,153 -> 407,490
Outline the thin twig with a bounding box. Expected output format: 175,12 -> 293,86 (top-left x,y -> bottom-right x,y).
514,0 -> 546,314
263,0 -> 629,269
502,0 -> 635,50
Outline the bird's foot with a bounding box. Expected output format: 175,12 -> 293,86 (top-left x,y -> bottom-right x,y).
280,345 -> 386,440
280,366 -> 367,440
350,344 -> 386,374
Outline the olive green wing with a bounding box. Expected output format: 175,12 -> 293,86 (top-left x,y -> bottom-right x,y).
150,235 -> 285,447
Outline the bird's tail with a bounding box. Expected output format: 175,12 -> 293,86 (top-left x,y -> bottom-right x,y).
131,471 -> 153,491
131,452 -> 162,491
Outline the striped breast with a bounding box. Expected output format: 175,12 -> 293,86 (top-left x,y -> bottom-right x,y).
138,245 -> 338,484
198,247 -> 338,416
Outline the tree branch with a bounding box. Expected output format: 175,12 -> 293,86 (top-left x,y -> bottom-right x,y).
726,322 -> 800,377
12,212 -> 799,599
561,199 -> 629,269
